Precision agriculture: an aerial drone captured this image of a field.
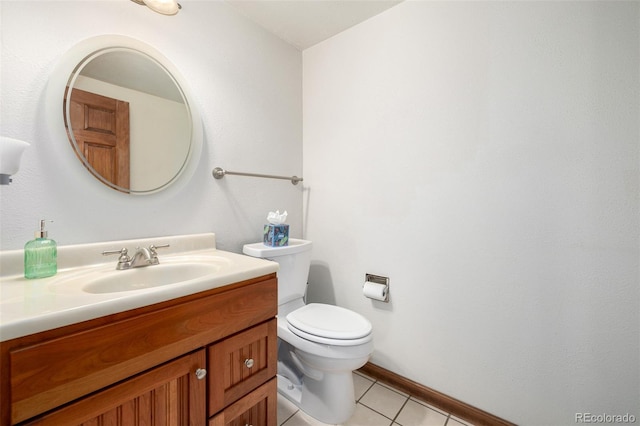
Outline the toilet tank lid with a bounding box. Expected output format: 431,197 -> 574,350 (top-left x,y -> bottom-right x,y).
243,239 -> 312,258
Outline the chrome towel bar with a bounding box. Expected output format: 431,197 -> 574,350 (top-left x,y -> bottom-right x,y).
212,167 -> 303,185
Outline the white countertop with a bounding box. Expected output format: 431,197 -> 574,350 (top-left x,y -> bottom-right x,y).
0,233 -> 278,342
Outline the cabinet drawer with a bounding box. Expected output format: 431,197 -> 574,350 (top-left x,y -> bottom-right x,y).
209,378 -> 276,426
208,320 -> 277,415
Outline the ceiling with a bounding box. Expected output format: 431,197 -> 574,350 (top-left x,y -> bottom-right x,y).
223,0 -> 404,50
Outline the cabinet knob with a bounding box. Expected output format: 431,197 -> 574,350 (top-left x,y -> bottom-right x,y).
244,358 -> 255,369
195,368 -> 207,380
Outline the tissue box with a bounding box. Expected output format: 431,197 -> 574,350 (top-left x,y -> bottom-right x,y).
264,224 -> 289,247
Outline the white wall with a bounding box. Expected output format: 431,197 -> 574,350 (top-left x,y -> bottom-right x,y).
303,2 -> 639,424
0,1 -> 303,252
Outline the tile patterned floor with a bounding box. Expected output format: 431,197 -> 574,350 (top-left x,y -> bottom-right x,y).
278,371 -> 476,426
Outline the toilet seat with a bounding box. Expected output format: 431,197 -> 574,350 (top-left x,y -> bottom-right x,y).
286,303 -> 372,346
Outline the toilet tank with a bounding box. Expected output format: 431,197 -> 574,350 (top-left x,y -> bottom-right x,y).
243,239 -> 312,305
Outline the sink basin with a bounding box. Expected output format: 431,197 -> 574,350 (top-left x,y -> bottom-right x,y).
49,255 -> 232,294
83,262 -> 221,294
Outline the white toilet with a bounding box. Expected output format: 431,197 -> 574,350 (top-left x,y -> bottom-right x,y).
243,239 -> 374,424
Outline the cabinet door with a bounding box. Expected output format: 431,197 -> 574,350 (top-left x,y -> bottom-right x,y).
26,350 -> 207,426
209,320 -> 277,415
209,379 -> 276,426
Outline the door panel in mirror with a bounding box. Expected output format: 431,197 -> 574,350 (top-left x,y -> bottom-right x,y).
65,88 -> 131,191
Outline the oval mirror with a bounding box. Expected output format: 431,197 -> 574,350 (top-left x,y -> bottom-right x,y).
47,35 -> 202,194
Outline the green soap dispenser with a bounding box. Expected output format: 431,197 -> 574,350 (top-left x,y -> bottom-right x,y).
24,219 -> 57,279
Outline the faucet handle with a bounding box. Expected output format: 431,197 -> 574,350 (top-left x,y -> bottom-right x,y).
149,244 -> 170,255
102,247 -> 129,259
102,248 -> 132,269
148,244 -> 169,265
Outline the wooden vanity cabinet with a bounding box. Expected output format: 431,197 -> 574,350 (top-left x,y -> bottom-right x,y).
0,274 -> 278,426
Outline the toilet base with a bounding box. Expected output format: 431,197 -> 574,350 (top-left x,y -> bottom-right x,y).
277,374 -> 303,408
277,370 -> 356,424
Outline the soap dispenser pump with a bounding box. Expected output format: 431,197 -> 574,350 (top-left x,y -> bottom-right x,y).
24,219 -> 57,279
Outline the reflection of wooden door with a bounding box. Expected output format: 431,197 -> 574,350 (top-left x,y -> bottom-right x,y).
65,88 -> 130,190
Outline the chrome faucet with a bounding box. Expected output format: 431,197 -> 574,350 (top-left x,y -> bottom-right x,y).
130,247 -> 154,268
102,244 -> 169,270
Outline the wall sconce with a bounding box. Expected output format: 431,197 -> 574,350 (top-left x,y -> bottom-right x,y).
130,0 -> 181,15
0,136 -> 30,185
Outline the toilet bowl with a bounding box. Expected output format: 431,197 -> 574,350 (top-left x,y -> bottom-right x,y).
243,239 -> 374,424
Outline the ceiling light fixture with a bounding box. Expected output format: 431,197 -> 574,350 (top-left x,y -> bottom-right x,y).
131,0 -> 181,16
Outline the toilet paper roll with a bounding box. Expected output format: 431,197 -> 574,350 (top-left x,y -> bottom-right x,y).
363,281 -> 388,302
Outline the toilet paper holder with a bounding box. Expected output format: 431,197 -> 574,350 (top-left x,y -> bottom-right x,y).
364,273 -> 389,302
